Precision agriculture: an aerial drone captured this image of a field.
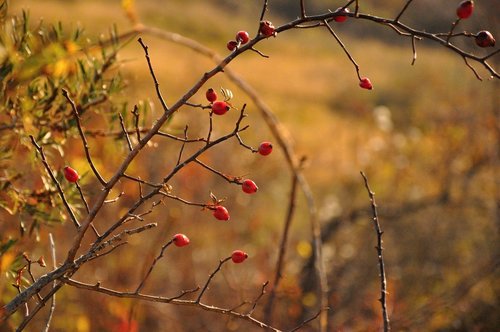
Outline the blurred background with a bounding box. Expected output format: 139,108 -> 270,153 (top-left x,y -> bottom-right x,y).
1,0 -> 498,331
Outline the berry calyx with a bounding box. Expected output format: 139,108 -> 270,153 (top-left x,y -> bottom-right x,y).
173,234 -> 190,247
236,31 -> 250,44
333,7 -> 350,22
212,101 -> 230,115
227,40 -> 238,51
213,205 -> 230,221
456,0 -> 474,19
206,88 -> 217,103
359,77 -> 373,90
258,142 -> 273,156
241,179 -> 258,194
260,21 -> 276,37
231,250 -> 248,263
475,31 -> 496,48
63,166 -> 79,183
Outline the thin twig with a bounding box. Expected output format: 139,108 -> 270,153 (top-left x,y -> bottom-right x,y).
42,234 -> 57,332
287,308 -> 326,332
196,257 -> 232,303
138,38 -> 170,113
119,113 -> 134,151
264,161 -> 301,323
323,20 -> 362,80
62,89 -> 107,185
394,0 -> 414,22
176,126 -> 189,166
29,136 -> 80,229
132,105 -> 141,142
135,238 -> 174,293
411,36 -> 417,65
360,171 -> 390,332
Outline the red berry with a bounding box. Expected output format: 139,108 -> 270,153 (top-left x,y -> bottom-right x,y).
456,0 -> 474,19
63,166 -> 79,183
258,142 -> 273,156
227,40 -> 238,51
213,206 -> 230,221
236,31 -> 250,44
211,101 -> 230,115
206,88 -> 217,103
359,77 -> 373,90
475,31 -> 496,47
231,250 -> 248,263
260,21 -> 276,37
241,179 -> 258,194
173,234 -> 190,247
333,7 -> 350,22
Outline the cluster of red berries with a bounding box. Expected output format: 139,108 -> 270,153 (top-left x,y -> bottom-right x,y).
227,31 -> 250,51
205,88 -> 230,115
172,234 -> 248,263
456,1 -> 495,48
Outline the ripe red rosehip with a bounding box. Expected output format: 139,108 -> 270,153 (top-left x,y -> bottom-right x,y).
241,179 -> 258,194
333,7 -> 350,22
227,40 -> 238,51
231,250 -> 248,263
475,31 -> 496,47
236,31 -> 250,44
173,233 -> 190,247
63,166 -> 79,183
211,101 -> 230,115
213,205 -> 230,221
258,142 -> 273,156
260,21 -> 276,37
206,88 -> 217,103
456,0 -> 474,19
359,77 -> 373,90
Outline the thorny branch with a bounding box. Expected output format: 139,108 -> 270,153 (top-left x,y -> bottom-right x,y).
361,172 -> 390,332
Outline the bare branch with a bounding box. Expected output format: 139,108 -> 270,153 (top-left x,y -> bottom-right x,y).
62,89 -> 107,186
360,172 -> 390,332
29,136 -> 80,229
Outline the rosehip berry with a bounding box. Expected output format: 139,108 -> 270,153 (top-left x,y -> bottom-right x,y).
242,179 -> 258,194
475,31 -> 496,48
333,7 -> 350,22
63,166 -> 79,183
359,77 -> 373,90
236,31 -> 250,44
213,205 -> 230,221
227,40 -> 238,51
211,101 -> 230,115
260,21 -> 276,37
206,88 -> 217,103
456,0 -> 474,19
173,233 -> 190,247
258,142 -> 273,156
231,250 -> 248,263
